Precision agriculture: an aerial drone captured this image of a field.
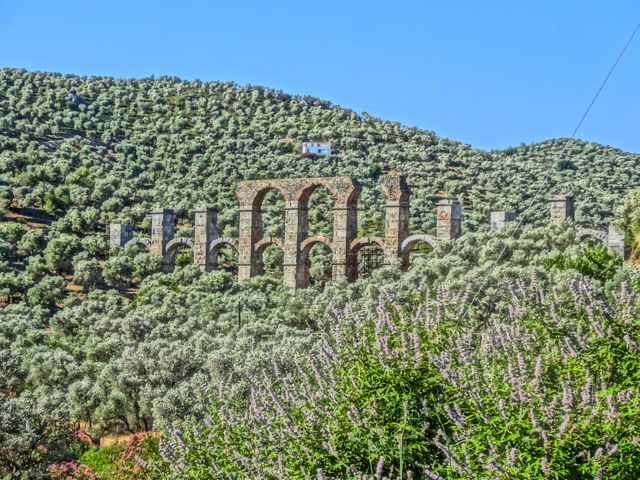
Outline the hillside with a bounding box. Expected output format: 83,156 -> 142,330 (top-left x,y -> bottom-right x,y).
1,67 -> 639,238
3,68 -> 640,477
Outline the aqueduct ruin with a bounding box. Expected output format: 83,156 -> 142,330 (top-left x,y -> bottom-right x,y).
109,173 -> 627,291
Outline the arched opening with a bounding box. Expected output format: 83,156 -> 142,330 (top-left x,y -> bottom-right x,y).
174,248 -> 193,267
300,185 -> 335,238
352,239 -> 385,280
124,237 -> 151,252
401,234 -> 438,270
259,244 -> 284,280
409,195 -> 433,234
300,237 -> 334,288
358,184 -> 385,237
165,238 -> 195,270
257,188 -> 285,238
577,229 -> 607,248
307,243 -> 333,286
211,241 -> 239,276
580,236 -> 602,247
402,242 -> 433,269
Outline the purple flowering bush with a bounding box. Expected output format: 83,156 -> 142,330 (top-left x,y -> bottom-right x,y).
157,273 -> 640,479
428,277 -> 640,479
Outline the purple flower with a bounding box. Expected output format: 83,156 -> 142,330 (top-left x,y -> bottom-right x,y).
375,456 -> 384,478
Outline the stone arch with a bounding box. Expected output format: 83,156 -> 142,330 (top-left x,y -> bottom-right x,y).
209,237 -> 240,254
400,234 -> 439,269
124,237 -> 151,251
292,176 -> 360,208
577,228 -> 608,245
236,176 -> 361,287
351,237 -> 386,280
164,237 -> 195,268
209,237 -> 239,274
238,183 -> 292,210
301,236 -> 333,254
351,237 -> 385,252
401,234 -> 439,252
255,236 -> 284,254
296,177 -> 361,285
296,182 -> 340,205
166,237 -> 195,252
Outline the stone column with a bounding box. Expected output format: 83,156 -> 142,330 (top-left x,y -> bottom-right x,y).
380,172 -> 411,266
109,223 -> 133,249
283,200 -> 307,291
435,199 -> 462,240
608,224 -> 626,259
333,203 -> 358,282
237,204 -> 262,283
550,195 -> 574,222
150,208 -> 174,256
490,211 -> 516,231
193,206 -> 217,272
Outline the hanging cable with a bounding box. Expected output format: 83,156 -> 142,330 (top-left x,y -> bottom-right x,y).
459,21 -> 640,320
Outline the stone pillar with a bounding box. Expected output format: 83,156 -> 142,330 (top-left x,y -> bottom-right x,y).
333,203 -> 358,282
237,204 -> 262,283
109,223 -> 133,249
193,206 -> 217,272
608,224 -> 626,259
435,199 -> 462,240
283,200 -> 307,291
550,195 -> 574,222
490,211 -> 516,231
150,208 -> 175,256
380,172 -> 411,265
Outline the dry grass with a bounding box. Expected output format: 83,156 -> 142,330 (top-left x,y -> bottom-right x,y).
100,431 -> 160,448
0,209 -> 51,229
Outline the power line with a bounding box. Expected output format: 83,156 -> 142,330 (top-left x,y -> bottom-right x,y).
460,21 -> 640,319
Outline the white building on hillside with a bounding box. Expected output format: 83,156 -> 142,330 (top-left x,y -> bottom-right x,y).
302,141 -> 332,156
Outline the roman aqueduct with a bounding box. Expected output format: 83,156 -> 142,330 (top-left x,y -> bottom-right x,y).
109,172 -> 626,291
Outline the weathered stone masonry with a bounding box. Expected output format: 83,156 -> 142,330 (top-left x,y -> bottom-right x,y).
235,176 -> 361,289
549,195 -> 626,258
109,173 -> 628,291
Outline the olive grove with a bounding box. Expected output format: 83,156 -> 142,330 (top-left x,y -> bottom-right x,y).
1,68 -> 640,478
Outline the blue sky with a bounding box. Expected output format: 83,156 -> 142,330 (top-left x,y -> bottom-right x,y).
1,1 -> 639,152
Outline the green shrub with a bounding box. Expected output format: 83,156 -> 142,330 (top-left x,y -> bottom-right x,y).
160,276 -> 640,479
78,444 -> 123,478
543,243 -> 622,282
